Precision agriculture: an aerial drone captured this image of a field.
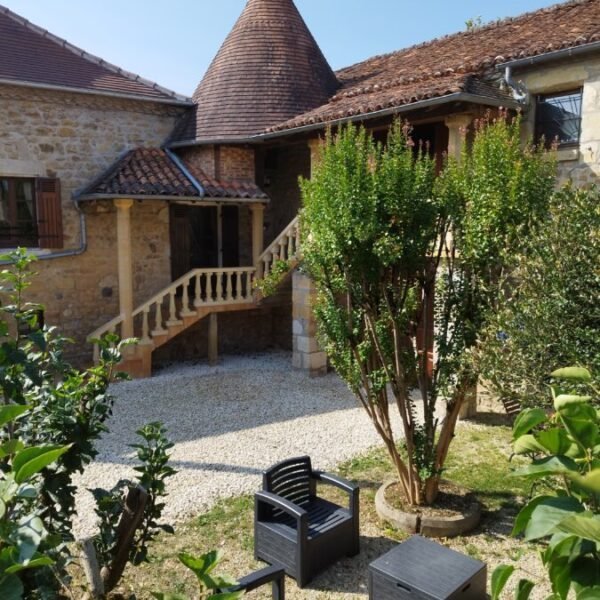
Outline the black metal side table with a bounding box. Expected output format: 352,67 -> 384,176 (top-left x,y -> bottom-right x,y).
368,536 -> 487,599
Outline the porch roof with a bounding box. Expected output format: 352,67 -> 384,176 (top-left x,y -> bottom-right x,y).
76,148 -> 268,202
263,0 -> 600,134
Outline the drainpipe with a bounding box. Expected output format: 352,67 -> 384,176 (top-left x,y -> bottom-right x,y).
503,66 -> 530,106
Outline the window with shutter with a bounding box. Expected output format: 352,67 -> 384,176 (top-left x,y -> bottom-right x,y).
36,178 -> 63,249
0,177 -> 63,249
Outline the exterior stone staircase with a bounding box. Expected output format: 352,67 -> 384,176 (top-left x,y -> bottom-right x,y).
89,216 -> 300,377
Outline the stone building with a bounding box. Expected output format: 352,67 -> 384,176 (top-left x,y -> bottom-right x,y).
0,0 -> 598,377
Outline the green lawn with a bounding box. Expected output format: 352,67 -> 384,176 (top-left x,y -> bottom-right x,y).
72,418 -> 544,599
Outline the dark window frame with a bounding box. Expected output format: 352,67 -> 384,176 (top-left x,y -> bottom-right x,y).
535,88 -> 583,149
0,177 -> 39,248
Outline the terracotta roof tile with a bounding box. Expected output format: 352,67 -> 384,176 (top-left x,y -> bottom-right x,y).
267,0 -> 600,132
185,162 -> 268,200
77,148 -> 268,201
174,0 -> 339,142
0,5 -> 190,103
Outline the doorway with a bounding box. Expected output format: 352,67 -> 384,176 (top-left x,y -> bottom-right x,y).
170,204 -> 239,281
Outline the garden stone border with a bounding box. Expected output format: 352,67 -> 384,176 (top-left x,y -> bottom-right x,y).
374,480 -> 481,538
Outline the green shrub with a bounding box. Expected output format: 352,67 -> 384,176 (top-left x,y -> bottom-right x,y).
480,185 -> 600,408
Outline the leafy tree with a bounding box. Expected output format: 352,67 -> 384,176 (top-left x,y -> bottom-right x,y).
480,185 -> 600,408
0,249 -> 126,597
300,116 -> 555,505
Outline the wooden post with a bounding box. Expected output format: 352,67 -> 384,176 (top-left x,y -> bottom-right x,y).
114,199 -> 134,340
250,203 -> 265,277
208,313 -> 218,365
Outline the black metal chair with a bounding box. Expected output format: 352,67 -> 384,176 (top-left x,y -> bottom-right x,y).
219,564 -> 285,599
254,455 -> 360,588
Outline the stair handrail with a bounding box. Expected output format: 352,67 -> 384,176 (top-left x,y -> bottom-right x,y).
88,266 -> 257,343
257,216 -> 300,266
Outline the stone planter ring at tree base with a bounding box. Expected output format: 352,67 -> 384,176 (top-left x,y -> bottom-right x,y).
375,480 -> 481,538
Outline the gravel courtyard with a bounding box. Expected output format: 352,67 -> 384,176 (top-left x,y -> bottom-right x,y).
74,351 -> 403,536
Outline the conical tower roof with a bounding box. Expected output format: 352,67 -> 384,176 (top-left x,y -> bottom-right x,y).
185,0 -> 339,142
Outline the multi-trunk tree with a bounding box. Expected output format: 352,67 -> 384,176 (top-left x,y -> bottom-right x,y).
300,116 -> 555,505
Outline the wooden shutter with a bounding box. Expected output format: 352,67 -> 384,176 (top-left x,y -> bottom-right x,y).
36,178 -> 63,249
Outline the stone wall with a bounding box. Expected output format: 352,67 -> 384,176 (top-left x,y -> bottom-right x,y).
518,55 -> 600,186
259,142 -> 311,246
0,84 -> 184,362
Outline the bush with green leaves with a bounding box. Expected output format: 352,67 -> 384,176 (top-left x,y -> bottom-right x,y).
300,115 -> 555,506
153,550 -> 242,600
91,421 -> 176,593
0,405 -> 71,599
480,185 -> 600,409
492,366 -> 600,599
0,248 -> 126,596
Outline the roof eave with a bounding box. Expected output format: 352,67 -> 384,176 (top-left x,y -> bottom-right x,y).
496,41 -> 600,71
257,91 -> 520,140
0,78 -> 193,106
76,193 -> 268,203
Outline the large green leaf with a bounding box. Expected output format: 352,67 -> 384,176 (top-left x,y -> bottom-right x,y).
559,404 -> 598,451
515,578 -> 535,600
551,367 -> 592,383
0,440 -> 24,460
537,428 -> 572,456
513,408 -> 547,440
0,574 -> 24,600
557,514 -> 600,543
512,456 -> 579,479
524,496 -> 585,541
554,395 -> 592,411
178,550 -> 221,579
0,405 -> 29,429
12,445 -> 71,484
576,587 -> 600,599
491,564 -> 514,600
513,495 -> 554,536
5,555 -> 54,574
12,515 -> 46,563
571,469 -> 600,493
548,556 -> 571,600
513,435 -> 547,455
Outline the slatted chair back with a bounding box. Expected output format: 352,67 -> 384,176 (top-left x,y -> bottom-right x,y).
263,455 -> 315,508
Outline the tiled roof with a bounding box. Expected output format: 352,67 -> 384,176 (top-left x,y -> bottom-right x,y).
77,148 -> 267,201
174,0 -> 339,142
187,165 -> 268,200
0,5 -> 191,103
267,0 -> 600,132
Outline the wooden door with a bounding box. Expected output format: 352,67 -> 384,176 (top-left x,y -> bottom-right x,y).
221,206 -> 239,267
170,205 -> 219,281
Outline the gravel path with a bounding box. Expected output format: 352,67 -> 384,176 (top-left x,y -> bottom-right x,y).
74,351 -> 403,537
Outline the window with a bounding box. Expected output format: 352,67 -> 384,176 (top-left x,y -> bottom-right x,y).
535,89 -> 583,148
0,177 -> 63,249
0,178 -> 38,247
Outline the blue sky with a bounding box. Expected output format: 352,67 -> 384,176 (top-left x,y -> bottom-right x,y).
3,0 -> 559,96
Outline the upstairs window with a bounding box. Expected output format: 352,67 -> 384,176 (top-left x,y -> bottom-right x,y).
0,177 -> 63,249
535,89 -> 583,148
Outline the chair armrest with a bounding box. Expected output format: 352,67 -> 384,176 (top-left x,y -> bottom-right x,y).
255,490 -> 308,521
226,564 -> 285,594
312,471 -> 359,514
312,471 -> 357,494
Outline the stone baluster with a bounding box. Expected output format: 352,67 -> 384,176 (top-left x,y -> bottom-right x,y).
226,271 -> 233,301
166,290 -> 180,326
194,273 -> 202,307
140,308 -> 151,344
152,301 -> 166,335
208,272 -> 215,302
